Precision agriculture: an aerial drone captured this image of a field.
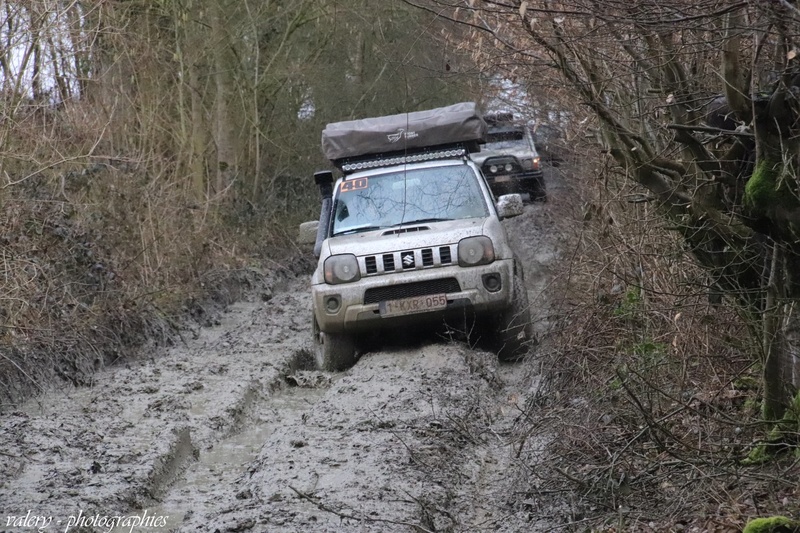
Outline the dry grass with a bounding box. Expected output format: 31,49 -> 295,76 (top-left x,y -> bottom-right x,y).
0,104 -> 308,409
513,150 -> 800,531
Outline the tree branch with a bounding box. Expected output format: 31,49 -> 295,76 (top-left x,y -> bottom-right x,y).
288,486 -> 435,533
667,124 -> 754,137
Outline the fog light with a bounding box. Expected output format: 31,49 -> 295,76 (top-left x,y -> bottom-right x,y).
324,295 -> 341,313
482,273 -> 502,293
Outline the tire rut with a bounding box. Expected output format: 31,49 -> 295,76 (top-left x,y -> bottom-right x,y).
0,277 -> 315,528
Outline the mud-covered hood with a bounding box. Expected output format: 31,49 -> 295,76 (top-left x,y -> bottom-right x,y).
325,218 -> 486,257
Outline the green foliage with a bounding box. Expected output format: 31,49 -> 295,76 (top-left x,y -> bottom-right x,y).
613,287 -> 642,318
632,340 -> 667,359
742,390 -> 800,465
742,438 -> 778,466
743,396 -> 762,415
733,375 -> 760,391
608,363 -> 628,391
742,516 -> 800,533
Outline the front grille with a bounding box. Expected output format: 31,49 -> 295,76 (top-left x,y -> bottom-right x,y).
365,256 -> 378,274
364,278 -> 461,304
363,245 -> 455,275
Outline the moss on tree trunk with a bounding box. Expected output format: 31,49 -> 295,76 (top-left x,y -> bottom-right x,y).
743,390 -> 800,464
744,158 -> 783,213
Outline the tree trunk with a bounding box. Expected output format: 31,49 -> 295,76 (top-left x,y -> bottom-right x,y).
30,5 -> 43,102
66,2 -> 88,98
189,64 -> 207,202
211,2 -> 237,201
782,301 -> 800,390
763,244 -> 787,420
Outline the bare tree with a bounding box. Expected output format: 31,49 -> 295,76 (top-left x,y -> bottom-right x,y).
408,0 -> 800,420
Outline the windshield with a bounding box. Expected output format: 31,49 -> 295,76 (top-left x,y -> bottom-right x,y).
331,164 -> 489,236
484,130 -> 527,151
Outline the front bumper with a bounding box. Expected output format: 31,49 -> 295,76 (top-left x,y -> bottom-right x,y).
486,169 -> 546,200
485,169 -> 543,186
313,259 -> 515,333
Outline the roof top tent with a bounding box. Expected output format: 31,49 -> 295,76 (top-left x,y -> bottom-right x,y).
321,102 -> 487,173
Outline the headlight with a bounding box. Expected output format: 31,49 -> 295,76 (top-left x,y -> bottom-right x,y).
458,236 -> 495,267
324,254 -> 361,284
489,165 -> 498,173
521,158 -> 533,170
504,163 -> 513,172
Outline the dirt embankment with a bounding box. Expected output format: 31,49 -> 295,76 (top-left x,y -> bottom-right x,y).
1,168 -> 570,533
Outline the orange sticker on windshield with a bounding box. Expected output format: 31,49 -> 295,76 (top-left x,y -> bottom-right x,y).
340,178 -> 368,193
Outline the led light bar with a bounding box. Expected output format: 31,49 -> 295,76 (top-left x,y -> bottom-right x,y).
340,147 -> 467,173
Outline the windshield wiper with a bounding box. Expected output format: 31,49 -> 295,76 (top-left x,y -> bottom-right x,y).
333,225 -> 385,236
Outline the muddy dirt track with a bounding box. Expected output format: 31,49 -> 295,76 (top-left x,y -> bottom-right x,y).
1,169 -> 570,533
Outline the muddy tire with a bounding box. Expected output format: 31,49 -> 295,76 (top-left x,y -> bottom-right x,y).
312,314 -> 358,371
526,178 -> 547,202
494,275 -> 533,361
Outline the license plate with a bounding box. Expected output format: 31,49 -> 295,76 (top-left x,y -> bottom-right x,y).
379,293 -> 447,317
494,175 -> 511,183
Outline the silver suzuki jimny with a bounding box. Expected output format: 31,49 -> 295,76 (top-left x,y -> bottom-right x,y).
301,102 -> 533,371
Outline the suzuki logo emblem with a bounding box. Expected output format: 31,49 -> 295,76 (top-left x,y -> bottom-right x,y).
402,253 -> 414,267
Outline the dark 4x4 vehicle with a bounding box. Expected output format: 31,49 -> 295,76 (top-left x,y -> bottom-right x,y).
471,117 -> 546,201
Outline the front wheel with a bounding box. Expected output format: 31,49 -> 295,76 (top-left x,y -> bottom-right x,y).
526,178 -> 547,202
312,313 -> 358,371
494,275 -> 533,361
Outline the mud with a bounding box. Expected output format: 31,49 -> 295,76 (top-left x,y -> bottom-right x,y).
1,168 -> 568,533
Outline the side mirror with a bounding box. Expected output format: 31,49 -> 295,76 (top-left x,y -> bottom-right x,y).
496,194 -> 524,219
298,221 -> 319,245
